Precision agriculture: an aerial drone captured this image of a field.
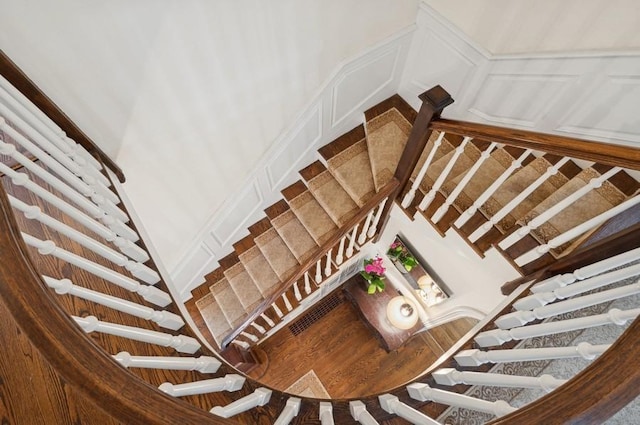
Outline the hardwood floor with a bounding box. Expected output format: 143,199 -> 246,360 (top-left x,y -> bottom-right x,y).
249,290 -> 477,399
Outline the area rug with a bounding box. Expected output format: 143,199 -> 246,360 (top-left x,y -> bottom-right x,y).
284,370 -> 331,399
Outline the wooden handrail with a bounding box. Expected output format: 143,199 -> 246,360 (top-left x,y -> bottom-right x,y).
431,119 -> 640,171
221,178 -> 400,348
0,184 -> 229,424
0,49 -> 125,182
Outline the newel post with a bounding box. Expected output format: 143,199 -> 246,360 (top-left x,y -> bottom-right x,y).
375,85 -> 454,240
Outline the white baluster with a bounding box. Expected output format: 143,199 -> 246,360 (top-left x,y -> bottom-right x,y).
349,401 -> 380,425
335,236 -> 346,265
407,383 -> 516,417
475,307 -> 640,347
250,322 -> 266,334
515,193 -> 640,266
114,351 -> 221,373
401,132 -> 445,208
315,259 -> 323,283
468,157 -> 570,242
260,313 -> 275,327
44,276 -> 182,330
272,303 -> 284,318
517,262 -> 640,310
12,196 -> 159,284
325,249 -> 333,277
210,387 -> 272,418
418,136 -> 472,211
319,402 -> 334,425
433,368 -> 566,393
282,293 -> 293,312
159,374 -> 245,397
22,233 -> 170,306
231,340 -> 250,350
346,224 -> 359,258
432,142 -> 497,223
497,280 -> 640,329
367,198 -> 388,238
531,247 -> 640,293
454,343 -> 611,367
274,397 -> 301,425
358,210 -> 375,244
454,148 -> 533,228
379,394 -> 440,424
240,331 -> 259,343
73,315 -> 200,354
293,281 -> 302,301
499,167 -> 622,250
304,272 -> 312,294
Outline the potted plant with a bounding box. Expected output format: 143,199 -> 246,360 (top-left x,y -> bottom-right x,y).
387,240 -> 417,273
360,256 -> 386,294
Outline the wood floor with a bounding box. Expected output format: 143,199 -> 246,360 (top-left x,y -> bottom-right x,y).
249,290 -> 477,399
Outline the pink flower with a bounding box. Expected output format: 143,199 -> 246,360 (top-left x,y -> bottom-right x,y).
364,256 -> 386,276
390,241 -> 401,249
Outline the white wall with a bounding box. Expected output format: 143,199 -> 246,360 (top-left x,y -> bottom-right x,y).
424,0 -> 640,55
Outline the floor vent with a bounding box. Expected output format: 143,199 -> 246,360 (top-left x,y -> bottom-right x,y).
289,292 -> 343,336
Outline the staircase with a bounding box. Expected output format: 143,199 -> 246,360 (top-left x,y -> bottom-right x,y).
188,92 -> 640,354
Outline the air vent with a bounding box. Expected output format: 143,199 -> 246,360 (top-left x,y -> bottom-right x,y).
288,292 -> 343,336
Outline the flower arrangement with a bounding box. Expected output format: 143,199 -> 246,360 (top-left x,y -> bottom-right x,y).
387,240 -> 418,272
360,256 -> 386,294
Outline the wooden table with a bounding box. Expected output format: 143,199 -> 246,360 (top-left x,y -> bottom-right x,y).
343,275 -> 422,352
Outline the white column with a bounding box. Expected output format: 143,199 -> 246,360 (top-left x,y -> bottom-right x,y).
346,224 -> 359,258
499,166 -> 622,250
293,281 -> 302,301
358,210 -> 375,244
475,307 -> 640,347
531,247 -> 640,293
114,351 -> 221,373
433,368 -> 566,393
159,374 -> 245,397
21,233 -> 171,307
282,293 -> 293,312
231,340 -> 250,350
44,276 -> 183,330
304,272 -> 312,294
240,331 -> 259,343
454,343 -> 610,367
432,142 -> 497,223
515,193 -> 640,266
272,303 -> 284,318
260,313 -> 275,327
325,249 -> 333,277
517,262 -> 640,310
73,316 -> 200,354
418,136 -> 472,211
319,402 -> 335,425
12,196 -> 159,284
274,397 -> 301,425
367,198 -> 388,238
335,236 -> 346,265
454,148 -> 533,228
401,131 -> 445,208
378,394 -> 440,425
315,259 -> 323,283
407,383 -> 516,417
250,322 -> 266,334
349,401 -> 380,425
497,280 -> 640,329
468,157 -> 569,241
210,387 -> 272,418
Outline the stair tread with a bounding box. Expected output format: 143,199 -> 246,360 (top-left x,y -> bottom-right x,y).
224,262 -> 264,310
271,209 -> 319,262
366,108 -> 413,191
325,138 -> 376,206
364,93 -> 417,123
318,125 -> 366,160
421,140 -> 482,191
287,188 -> 338,245
195,292 -> 231,348
410,131 -> 455,181
238,245 -> 282,295
254,227 -> 300,282
212,279 -> 247,329
301,161 -> 359,226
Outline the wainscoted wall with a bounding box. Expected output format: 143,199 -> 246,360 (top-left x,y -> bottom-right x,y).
400,3 -> 640,148
174,28 -> 415,300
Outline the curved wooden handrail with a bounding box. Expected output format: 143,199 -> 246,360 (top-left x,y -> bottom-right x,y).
0,184 -> 229,424
0,49 -> 125,182
221,178 -> 400,348
431,119 -> 640,171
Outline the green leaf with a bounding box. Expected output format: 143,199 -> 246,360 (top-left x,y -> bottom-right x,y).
367,284 -> 376,294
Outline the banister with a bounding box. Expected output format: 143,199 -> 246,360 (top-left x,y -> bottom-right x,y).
0,183 -> 229,424
430,119 -> 640,171
221,178 -> 400,348
0,49 -> 125,183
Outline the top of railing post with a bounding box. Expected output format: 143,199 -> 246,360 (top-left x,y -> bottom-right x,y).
418,85 -> 454,114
